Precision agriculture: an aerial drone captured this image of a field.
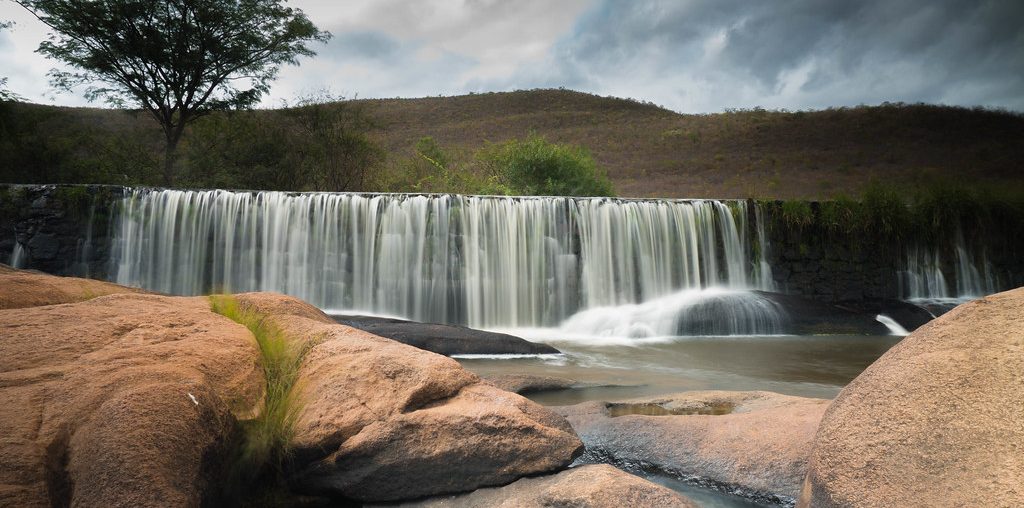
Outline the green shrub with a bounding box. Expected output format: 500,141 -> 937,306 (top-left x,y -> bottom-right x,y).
780,200 -> 813,229
476,133 -> 615,196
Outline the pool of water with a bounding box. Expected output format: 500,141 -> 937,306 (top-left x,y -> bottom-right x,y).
458,333 -> 902,403
457,332 -> 900,507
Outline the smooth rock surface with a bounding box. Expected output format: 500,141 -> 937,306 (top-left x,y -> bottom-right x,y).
0,264 -> 144,309
555,390 -> 829,504
0,289 -> 263,507
235,294 -> 583,502
329,314 -> 561,356
484,374 -> 578,394
395,464 -> 698,508
799,288 -> 1024,508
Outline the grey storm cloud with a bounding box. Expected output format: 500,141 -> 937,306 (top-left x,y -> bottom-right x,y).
531,0 -> 1024,111
1,0 -> 1021,111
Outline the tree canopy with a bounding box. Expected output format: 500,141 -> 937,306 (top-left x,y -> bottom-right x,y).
16,0 -> 330,185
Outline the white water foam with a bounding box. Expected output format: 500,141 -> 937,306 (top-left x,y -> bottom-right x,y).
875,314 -> 909,336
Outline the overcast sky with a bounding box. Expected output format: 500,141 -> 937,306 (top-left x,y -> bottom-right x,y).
1,0 -> 1022,113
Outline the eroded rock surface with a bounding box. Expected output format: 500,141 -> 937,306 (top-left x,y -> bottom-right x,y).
0,292 -> 263,507
234,293 -> 584,502
555,390 -> 828,504
799,288 -> 1024,508
395,464 -> 698,508
483,374 -> 578,394
0,264 -> 144,309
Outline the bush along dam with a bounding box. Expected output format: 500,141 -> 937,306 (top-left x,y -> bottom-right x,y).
2,183 -> 1022,336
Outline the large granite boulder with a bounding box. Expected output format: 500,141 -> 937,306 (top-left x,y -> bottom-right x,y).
0,264 -> 144,309
556,390 -> 829,504
234,293 -> 584,502
799,288 -> 1024,507
395,464 -> 698,507
0,292 -> 263,507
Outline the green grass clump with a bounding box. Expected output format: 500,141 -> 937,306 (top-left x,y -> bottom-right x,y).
780,200 -> 813,229
209,295 -> 312,503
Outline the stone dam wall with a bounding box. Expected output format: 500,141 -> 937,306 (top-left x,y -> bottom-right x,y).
1,184 -> 1022,305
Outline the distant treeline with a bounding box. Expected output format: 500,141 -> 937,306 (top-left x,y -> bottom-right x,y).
0,96 -> 613,197
1,89 -> 1022,199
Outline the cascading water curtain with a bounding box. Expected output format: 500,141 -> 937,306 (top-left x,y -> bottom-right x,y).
109,189 -> 774,328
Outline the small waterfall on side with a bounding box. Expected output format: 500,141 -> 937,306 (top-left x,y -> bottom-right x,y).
109,189 -> 775,331
8,242 -> 25,268
900,247 -> 951,299
875,314 -> 909,336
899,229 -> 998,307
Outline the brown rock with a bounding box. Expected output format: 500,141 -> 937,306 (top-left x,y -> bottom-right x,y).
232,293 -> 584,502
0,292 -> 263,507
484,374 -> 578,394
555,390 -> 829,503
0,264 -> 144,309
394,464 -> 699,508
799,288 -> 1024,508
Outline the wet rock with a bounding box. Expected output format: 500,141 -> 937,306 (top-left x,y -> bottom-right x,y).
555,391 -> 829,505
394,464 -> 698,508
330,314 -> 560,356
484,374 -> 578,394
754,291 -> 890,334
799,288 -> 1024,507
235,294 -> 582,502
0,290 -> 264,507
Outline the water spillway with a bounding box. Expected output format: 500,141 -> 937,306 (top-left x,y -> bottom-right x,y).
108,189 -> 774,329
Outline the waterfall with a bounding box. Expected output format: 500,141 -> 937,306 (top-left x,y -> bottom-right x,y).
875,314 -> 909,336
899,230 -> 997,301
109,189 -> 772,329
9,242 -> 25,268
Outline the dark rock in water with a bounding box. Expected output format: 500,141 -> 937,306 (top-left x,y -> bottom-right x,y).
752,291 -> 891,335
839,298 -> 935,332
329,314 -> 561,356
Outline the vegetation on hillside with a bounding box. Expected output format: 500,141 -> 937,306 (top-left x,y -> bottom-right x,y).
1,89 -> 1022,198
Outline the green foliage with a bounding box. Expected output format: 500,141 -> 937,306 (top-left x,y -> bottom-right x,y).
476,133 -> 615,196
383,136 -> 489,194
858,181 -> 910,240
817,194 -> 858,236
209,295 -> 315,504
0,21 -> 19,102
181,96 -> 384,192
780,200 -> 813,229
18,0 -> 330,184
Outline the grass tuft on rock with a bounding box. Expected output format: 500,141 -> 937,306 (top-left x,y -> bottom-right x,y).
209,294 -> 311,504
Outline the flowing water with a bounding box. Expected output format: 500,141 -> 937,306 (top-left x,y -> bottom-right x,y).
109,189 -> 776,330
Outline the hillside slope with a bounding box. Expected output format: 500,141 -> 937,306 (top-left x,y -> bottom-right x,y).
364,90 -> 1023,198
1,89 -> 1022,198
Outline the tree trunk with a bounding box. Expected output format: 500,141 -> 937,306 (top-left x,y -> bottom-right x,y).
163,134 -> 180,187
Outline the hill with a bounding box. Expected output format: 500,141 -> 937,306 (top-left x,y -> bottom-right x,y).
1,89 -> 1022,198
